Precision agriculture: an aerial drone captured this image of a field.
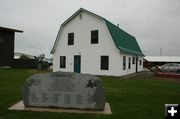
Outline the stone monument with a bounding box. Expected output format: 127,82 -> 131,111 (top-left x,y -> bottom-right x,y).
22,72 -> 105,110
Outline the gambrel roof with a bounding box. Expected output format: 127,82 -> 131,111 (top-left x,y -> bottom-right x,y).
104,19 -> 143,56
51,8 -> 144,56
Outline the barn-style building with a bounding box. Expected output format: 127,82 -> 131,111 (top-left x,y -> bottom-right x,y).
51,8 -> 144,76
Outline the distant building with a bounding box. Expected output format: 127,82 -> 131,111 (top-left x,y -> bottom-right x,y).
51,8 -> 144,76
144,56 -> 180,66
13,52 -> 37,69
14,52 -> 35,59
0,26 -> 23,67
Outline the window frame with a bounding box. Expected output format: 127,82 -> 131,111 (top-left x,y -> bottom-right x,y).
79,14 -> 82,20
60,56 -> 66,68
123,56 -> 126,70
128,57 -> 131,69
132,57 -> 135,64
100,56 -> 109,70
68,32 -> 74,45
91,30 -> 99,44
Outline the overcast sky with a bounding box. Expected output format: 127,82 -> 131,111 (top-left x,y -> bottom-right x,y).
0,0 -> 180,58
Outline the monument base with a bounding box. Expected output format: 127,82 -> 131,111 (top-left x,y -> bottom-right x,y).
8,101 -> 112,114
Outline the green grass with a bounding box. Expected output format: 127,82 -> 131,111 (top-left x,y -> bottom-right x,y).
0,69 -> 180,119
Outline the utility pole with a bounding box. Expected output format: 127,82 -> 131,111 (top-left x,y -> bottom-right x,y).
160,48 -> 162,56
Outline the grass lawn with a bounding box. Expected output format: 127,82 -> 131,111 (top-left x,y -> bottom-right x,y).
0,69 -> 180,119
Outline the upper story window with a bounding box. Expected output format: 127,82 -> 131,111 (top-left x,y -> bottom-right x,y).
79,14 -> 82,20
68,33 -> 74,45
123,56 -> 126,70
91,30 -> 98,44
60,56 -> 66,68
101,56 -> 109,70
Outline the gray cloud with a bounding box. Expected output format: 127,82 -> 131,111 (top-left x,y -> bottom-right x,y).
0,0 -> 180,58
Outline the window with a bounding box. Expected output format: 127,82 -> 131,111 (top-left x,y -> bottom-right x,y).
79,14 -> 82,20
91,30 -> 98,44
60,56 -> 66,68
123,56 -> 126,70
132,57 -> 135,64
139,59 -> 142,66
68,33 -> 74,45
128,57 -> 131,69
101,56 -> 109,70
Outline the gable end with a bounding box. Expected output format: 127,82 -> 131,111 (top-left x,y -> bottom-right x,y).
51,8 -> 144,57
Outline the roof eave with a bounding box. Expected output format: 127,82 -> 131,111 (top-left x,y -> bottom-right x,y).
0,26 -> 23,33
118,47 -> 145,57
50,25 -> 62,54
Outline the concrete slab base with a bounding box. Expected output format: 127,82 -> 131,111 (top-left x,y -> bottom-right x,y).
8,101 -> 112,114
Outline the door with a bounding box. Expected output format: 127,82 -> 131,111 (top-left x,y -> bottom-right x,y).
74,55 -> 81,73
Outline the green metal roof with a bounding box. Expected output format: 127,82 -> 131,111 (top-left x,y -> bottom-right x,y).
104,19 -> 144,56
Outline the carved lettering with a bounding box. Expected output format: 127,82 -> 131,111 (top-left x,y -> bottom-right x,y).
64,94 -> 71,104
86,79 -> 96,88
53,93 -> 61,103
52,73 -> 74,78
41,93 -> 48,103
30,92 -> 39,102
76,94 -> 84,105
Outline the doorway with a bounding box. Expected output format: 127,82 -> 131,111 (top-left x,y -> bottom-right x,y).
74,55 -> 81,73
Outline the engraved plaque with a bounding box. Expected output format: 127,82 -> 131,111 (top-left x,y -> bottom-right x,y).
22,72 -> 105,110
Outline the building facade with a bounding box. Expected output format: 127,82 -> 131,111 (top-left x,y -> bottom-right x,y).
51,8 -> 144,76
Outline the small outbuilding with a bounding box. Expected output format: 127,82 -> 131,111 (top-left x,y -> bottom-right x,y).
144,56 -> 180,66
0,26 -> 23,67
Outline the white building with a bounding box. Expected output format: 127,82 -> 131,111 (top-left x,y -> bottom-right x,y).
51,8 -> 144,76
14,52 -> 35,59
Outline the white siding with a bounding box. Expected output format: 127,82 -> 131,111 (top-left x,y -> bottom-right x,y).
53,12 -> 143,76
